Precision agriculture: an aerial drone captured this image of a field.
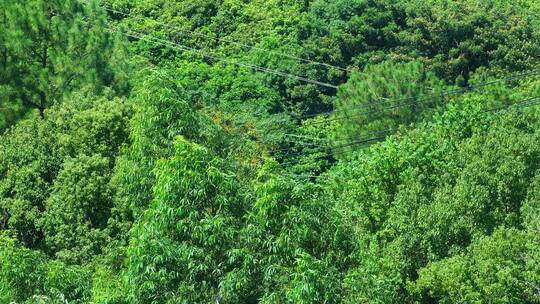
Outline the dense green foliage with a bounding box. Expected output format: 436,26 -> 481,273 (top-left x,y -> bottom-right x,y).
0,0 -> 128,129
1,0 -> 540,303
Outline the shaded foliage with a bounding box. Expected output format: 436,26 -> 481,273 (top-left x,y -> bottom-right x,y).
1,0 -> 540,303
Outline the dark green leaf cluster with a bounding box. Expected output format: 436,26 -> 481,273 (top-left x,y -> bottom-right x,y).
1,0 -> 540,303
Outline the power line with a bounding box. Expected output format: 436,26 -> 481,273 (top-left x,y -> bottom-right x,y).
281,95 -> 540,168
95,3 -> 540,127
279,133 -> 328,142
94,3 -> 539,106
275,70 -> 540,152
86,6 -> 540,178
275,128 -> 397,154
278,134 -> 387,167
109,25 -> 339,89
305,70 -> 540,125
485,96 -> 540,113
262,69 -> 540,134
281,127 -> 397,143
281,132 -> 393,159
271,71 -> 539,157
328,70 -> 540,118
282,96 -> 540,181
107,30 -> 540,173
99,4 -> 353,73
270,70 -> 540,125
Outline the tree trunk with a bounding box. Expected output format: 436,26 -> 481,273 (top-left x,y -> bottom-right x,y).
1,209 -> 8,230
38,36 -> 48,118
2,9 -> 6,73
38,91 -> 46,119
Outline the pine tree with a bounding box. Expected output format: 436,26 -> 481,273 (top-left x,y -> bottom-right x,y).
1,0 -> 126,119
333,61 -> 445,142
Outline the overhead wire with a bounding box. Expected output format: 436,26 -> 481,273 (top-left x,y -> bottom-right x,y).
82,5 -> 540,181
93,3 -> 540,130
278,134 -> 387,167
99,4 -> 353,73
105,27 -> 540,165
280,127 -> 398,144
107,25 -> 339,89
260,69 -> 540,135
291,69 -> 540,121
283,133 -> 390,160
80,12 -> 339,89
281,95 -> 540,176
274,127 -> 397,154
304,70 -> 540,125
275,71 -> 540,157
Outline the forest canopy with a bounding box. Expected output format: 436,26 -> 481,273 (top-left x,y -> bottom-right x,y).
1,0 -> 540,303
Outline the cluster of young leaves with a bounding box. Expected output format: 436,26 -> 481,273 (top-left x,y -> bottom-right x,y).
125,137 -> 249,303
220,164 -> 354,303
